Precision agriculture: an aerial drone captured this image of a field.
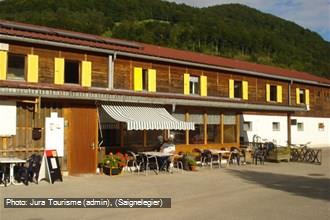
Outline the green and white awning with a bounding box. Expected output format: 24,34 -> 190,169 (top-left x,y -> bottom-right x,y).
99,103 -> 194,131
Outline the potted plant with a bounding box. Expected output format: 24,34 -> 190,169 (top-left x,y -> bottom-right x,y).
182,153 -> 198,171
102,152 -> 127,175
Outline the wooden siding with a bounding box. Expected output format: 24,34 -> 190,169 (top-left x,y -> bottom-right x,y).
7,42 -> 109,88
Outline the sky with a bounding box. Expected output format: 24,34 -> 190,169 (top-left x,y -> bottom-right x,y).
166,0 -> 330,42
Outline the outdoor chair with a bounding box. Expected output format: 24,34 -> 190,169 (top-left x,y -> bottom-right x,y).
0,164 -> 9,187
125,151 -> 142,174
14,154 -> 42,185
230,147 -> 244,165
220,148 -> 232,168
140,154 -> 159,175
253,147 -> 267,165
171,154 -> 184,173
203,149 -> 220,168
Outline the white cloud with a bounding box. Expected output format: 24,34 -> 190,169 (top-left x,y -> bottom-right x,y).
166,0 -> 330,41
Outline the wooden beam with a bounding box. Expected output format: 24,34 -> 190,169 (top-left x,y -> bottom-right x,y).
236,114 -> 241,145
185,112 -> 189,145
287,113 -> 291,146
221,113 -> 224,144
204,113 -> 207,145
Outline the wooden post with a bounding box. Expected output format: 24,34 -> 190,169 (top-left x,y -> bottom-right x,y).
204,113 -> 207,145
185,112 -> 189,145
287,113 -> 291,146
1,137 -> 7,156
221,113 -> 224,144
236,114 -> 241,146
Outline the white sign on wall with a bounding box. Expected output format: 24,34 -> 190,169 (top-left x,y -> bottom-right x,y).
0,101 -> 16,136
45,112 -> 64,157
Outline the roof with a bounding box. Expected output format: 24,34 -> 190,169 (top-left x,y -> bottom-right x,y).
0,19 -> 329,85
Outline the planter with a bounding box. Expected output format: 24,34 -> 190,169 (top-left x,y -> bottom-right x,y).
189,165 -> 198,171
267,147 -> 290,162
103,166 -> 122,176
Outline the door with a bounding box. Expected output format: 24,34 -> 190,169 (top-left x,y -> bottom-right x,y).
65,107 -> 97,175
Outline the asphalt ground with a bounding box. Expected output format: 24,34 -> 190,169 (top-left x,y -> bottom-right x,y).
1,148 -> 329,220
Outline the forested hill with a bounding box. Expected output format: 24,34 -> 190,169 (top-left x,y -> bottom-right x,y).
0,0 -> 329,79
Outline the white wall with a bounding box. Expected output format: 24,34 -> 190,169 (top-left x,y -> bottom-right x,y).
241,114 -> 330,148
291,117 -> 330,148
241,115 -> 288,146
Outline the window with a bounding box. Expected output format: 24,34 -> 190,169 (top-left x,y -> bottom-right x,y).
299,89 -> 306,104
142,69 -> 148,91
207,114 -> 220,144
189,114 -> 204,144
243,121 -> 252,131
234,81 -> 242,98
297,122 -> 304,131
171,113 -> 186,144
189,76 -> 200,95
272,122 -> 280,131
7,53 -> 25,80
224,115 -> 236,143
64,60 -> 80,84
318,123 -> 325,131
270,85 -> 277,102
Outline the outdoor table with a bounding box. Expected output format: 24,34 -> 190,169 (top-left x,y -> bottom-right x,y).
207,149 -> 231,167
0,157 -> 26,186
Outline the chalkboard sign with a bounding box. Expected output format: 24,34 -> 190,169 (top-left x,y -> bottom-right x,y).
38,150 -> 63,184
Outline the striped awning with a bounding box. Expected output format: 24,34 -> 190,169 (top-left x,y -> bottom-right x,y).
99,104 -> 195,131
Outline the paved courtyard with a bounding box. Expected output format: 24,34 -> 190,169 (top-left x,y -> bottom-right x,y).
1,148 -> 329,220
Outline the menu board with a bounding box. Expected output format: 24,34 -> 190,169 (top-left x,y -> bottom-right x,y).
0,101 -> 16,136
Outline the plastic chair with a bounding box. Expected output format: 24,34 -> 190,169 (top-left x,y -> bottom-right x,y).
125,151 -> 142,174
220,148 -> 232,168
192,148 -> 204,166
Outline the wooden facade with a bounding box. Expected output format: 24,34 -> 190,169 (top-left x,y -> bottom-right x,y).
0,21 -> 329,174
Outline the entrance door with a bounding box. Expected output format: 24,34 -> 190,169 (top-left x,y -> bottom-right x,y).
65,107 -> 97,175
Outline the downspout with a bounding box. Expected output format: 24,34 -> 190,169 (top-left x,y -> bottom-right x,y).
288,80 -> 293,106
108,52 -> 117,90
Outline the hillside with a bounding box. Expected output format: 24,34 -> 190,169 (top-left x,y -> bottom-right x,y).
0,0 -> 329,79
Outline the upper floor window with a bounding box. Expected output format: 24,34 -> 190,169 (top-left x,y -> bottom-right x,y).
229,79 -> 248,100
134,67 -> 156,92
184,74 -> 207,96
189,75 -> 200,95
142,69 -> 148,91
266,84 -> 282,103
7,53 -> 25,80
299,89 -> 306,104
65,60 -> 80,84
296,88 -> 309,105
270,85 -> 277,102
234,81 -> 242,98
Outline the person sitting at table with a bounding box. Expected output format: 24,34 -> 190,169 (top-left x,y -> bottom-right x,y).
158,135 -> 176,171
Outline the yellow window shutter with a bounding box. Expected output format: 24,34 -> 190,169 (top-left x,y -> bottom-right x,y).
200,75 -> 207,96
134,67 -> 143,91
277,85 -> 282,103
229,79 -> 234,98
148,69 -> 156,92
54,58 -> 64,85
266,84 -> 270,102
184,73 -> 190,95
305,89 -> 310,105
81,61 -> 92,87
27,54 -> 39,83
296,88 -> 300,104
0,51 -> 7,80
242,80 -> 248,100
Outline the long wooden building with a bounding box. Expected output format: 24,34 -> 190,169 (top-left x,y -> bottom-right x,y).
0,20 -> 329,175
